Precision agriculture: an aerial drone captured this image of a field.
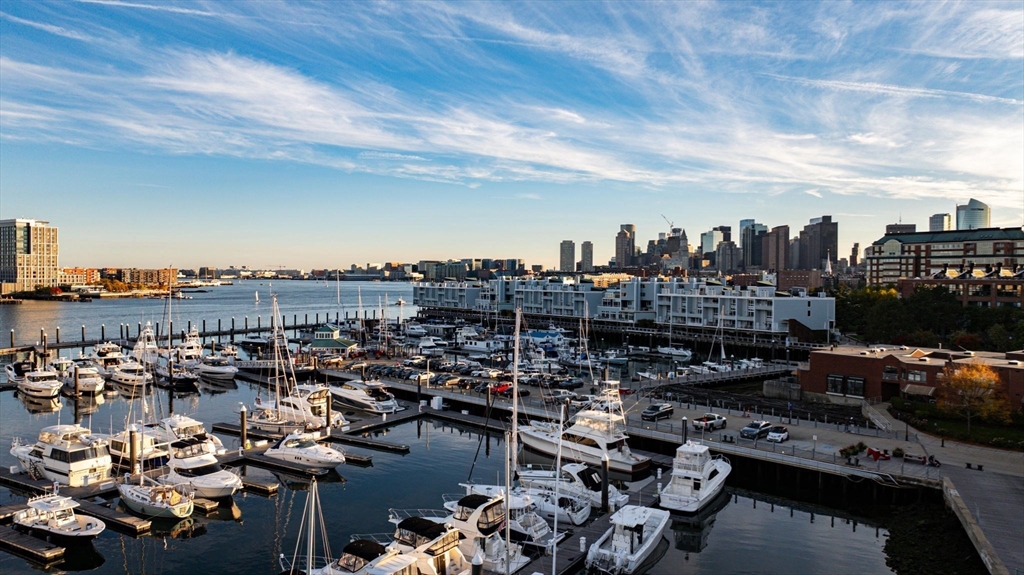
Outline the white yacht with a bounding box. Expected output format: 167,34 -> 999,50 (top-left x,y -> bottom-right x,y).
130,322 -> 160,366
99,423 -> 170,471
109,362 -> 153,388
86,342 -> 131,378
158,437 -> 242,498
315,539 -> 418,575
598,349 -> 630,366
144,413 -> 225,454
191,354 -> 239,379
168,328 -> 204,364
264,432 -> 345,471
384,516 -> 470,575
155,359 -> 200,386
445,484 -> 565,550
328,380 -> 400,414
11,424 -> 112,487
520,485 -> 591,526
658,441 -> 731,514
254,383 -> 347,430
16,369 -> 63,399
404,323 -> 428,338
585,505 -> 670,575
656,346 -> 693,360
519,410 -> 650,476
4,361 -> 33,385
49,357 -> 105,396
518,462 -> 630,510
118,474 -> 194,519
13,494 -> 106,544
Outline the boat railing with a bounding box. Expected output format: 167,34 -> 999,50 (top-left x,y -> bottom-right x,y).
278,554 -> 333,572
348,532 -> 394,546
389,507 -> 449,522
672,461 -> 703,474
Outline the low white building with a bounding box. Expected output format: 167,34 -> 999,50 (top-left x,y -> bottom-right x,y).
412,281 -> 481,310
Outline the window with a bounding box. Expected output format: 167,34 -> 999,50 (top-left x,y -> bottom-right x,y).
826,374 -> 844,394
882,366 -> 899,381
847,377 -> 865,398
907,370 -> 927,383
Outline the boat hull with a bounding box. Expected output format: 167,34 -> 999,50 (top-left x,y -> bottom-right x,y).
518,428 -> 650,476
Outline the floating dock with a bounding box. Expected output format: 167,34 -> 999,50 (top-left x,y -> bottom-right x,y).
0,526 -> 64,566
73,500 -> 150,535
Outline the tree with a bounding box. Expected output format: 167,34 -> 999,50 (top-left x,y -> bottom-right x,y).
936,362 -> 1011,437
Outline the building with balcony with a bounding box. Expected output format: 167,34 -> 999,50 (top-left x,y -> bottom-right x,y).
0,218 -> 60,295
412,281 -> 481,310
896,264 -> 1024,307
865,227 -> 1024,286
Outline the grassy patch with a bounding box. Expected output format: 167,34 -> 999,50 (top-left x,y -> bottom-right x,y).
888,398 -> 1024,451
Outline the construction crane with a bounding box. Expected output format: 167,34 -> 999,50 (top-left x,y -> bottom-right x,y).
661,214 -> 675,232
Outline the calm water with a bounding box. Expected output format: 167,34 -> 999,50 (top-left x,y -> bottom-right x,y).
0,282 -> 894,574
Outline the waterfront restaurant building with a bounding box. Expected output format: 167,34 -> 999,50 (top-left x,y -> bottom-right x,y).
797,346 -> 1024,407
0,218 -> 60,295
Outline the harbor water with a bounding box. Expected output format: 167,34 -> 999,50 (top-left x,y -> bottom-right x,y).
0,281 -> 895,574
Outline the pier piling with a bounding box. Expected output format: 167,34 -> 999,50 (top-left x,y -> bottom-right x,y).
56,326 -> 61,344
239,406 -> 248,450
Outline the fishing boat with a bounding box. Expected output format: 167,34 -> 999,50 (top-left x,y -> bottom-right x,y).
657,441 -> 731,514
264,432 -> 345,471
118,474 -> 194,519
15,368 -> 63,399
10,424 -> 112,487
328,380 -> 400,414
13,494 -> 105,544
158,437 -> 242,498
585,505 -> 670,575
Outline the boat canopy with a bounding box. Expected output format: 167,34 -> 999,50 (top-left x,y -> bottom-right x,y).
342,539 -> 387,562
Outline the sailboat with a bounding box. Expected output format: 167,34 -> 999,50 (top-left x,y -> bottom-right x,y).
278,477 -> 334,575
255,290 -> 260,304
657,306 -> 692,360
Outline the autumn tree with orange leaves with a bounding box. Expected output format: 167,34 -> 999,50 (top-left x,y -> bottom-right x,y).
937,362 -> 1010,437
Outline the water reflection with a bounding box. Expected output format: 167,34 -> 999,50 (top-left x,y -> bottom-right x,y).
16,393 -> 62,414
55,542 -> 106,572
149,516 -> 208,540
669,489 -> 730,554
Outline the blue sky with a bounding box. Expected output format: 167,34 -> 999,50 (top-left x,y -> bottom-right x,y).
1,1 -> 1021,269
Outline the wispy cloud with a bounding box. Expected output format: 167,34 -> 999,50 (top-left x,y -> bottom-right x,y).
766,74 -> 1023,106
805,189 -> 823,198
0,12 -> 96,41
74,0 -> 218,17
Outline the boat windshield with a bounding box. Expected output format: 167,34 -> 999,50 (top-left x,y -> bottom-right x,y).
53,509 -> 74,522
283,438 -> 318,449
204,357 -> 229,366
174,424 -> 205,437
28,373 -> 59,383
173,463 -> 221,477
69,446 -> 108,462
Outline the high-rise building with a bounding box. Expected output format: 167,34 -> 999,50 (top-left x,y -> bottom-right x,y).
929,213 -> 952,232
615,224 -> 636,268
956,199 -> 991,230
798,216 -> 838,270
762,225 -> 790,272
715,241 -> 742,272
850,243 -> 859,268
700,229 -> 723,257
885,223 -> 916,234
0,218 -> 60,295
714,225 -> 732,243
559,240 -> 575,273
740,222 -> 768,269
581,241 -> 594,272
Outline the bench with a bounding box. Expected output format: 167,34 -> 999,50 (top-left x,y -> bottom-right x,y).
903,453 -> 927,464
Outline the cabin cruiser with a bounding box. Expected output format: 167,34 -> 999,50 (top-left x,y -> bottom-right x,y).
98,423 -> 170,471
13,494 -> 105,544
586,505 -> 670,575
315,539 -> 418,575
521,485 -> 591,526
264,432 -> 345,471
446,484 -> 565,550
11,424 -> 112,487
191,354 -> 238,379
656,346 -> 693,360
130,322 -> 160,365
167,327 -> 204,364
328,380 -> 400,414
86,341 -> 131,378
519,409 -> 650,475
48,357 -> 105,395
384,516 -> 469,575
110,362 -> 154,387
238,334 -> 268,351
598,349 -> 630,366
158,437 -> 242,498
394,493 -> 530,575
118,474 -> 194,519
254,383 -> 347,430
404,323 -> 428,338
657,441 -> 731,514
155,359 -> 200,388
4,360 -> 33,385
518,462 -> 630,510
144,413 -> 225,454
16,369 -> 63,399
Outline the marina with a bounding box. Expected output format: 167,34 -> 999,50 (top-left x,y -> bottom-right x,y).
0,281 -> 1014,575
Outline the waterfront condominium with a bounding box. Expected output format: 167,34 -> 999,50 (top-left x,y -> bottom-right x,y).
0,218 -> 60,295
559,240 -> 575,273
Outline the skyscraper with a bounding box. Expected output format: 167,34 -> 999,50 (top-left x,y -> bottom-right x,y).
956,199 -> 991,230
798,216 -> 838,270
700,229 -> 724,257
929,213 -> 952,232
0,218 -> 60,295
763,225 -> 790,272
581,241 -> 594,272
615,224 -> 636,268
740,222 -> 768,269
850,243 -> 859,268
559,240 -> 575,273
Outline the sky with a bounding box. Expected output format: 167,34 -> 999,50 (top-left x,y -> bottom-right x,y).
1,1 -> 1022,270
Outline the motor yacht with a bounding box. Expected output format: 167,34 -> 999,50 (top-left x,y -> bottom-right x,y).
518,462 -> 630,510
586,506 -> 670,575
98,423 -> 170,471
404,323 -> 427,338
144,413 -> 225,454
11,424 -> 112,487
314,539 -> 418,575
519,410 -> 649,476
445,484 -> 565,550
657,441 -> 731,514
49,357 -> 105,396
155,359 -> 200,389
158,437 -> 242,498
118,474 -> 194,519
384,516 -> 469,575
13,494 -> 105,544
168,327 -> 204,364
109,362 -> 153,388
520,485 -> 591,526
16,369 -> 63,399
598,349 -> 630,366
86,342 -> 130,378
656,346 -> 693,360
130,322 -> 160,366
255,383 -> 347,430
264,432 -> 345,471
191,354 -> 238,379
328,380 -> 400,414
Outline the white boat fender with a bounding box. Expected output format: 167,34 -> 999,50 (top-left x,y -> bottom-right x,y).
657,482 -> 662,494
580,536 -> 586,552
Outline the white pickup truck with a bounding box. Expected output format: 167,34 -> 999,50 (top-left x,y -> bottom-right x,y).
691,413 -> 727,431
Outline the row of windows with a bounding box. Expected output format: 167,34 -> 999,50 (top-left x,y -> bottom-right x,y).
826,374 -> 865,398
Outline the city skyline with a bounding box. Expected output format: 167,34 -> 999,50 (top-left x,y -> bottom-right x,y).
1,2 -> 1022,269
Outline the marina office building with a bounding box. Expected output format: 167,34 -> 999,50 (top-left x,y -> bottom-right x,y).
413,276 -> 835,340
0,218 -> 60,295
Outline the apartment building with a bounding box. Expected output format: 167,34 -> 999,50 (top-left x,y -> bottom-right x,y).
865,227 -> 1024,286
0,218 -> 60,295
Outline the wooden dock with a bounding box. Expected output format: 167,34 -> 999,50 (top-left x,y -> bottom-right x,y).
0,526 -> 64,566
192,498 -> 220,514
212,422 -> 382,462
74,500 -> 151,535
0,503 -> 28,525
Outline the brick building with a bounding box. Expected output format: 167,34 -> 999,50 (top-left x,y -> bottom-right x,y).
866,227 -> 1024,286
798,345 -> 1024,407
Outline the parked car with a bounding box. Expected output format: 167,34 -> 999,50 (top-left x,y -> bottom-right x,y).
491,383 -> 512,395
557,378 -> 585,390
570,394 -> 596,408
641,403 -> 675,421
474,382 -> 495,393
740,420 -> 773,440
766,426 -> 789,443
691,413 -> 728,431
499,386 -> 530,398
543,389 -> 577,405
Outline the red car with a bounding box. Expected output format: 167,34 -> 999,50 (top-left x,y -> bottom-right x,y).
491,383 -> 512,395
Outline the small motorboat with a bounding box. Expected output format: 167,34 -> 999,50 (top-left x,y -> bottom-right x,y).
13,493 -> 105,544
658,441 -> 731,514
264,432 -> 345,471
586,505 -> 670,575
191,354 -> 238,379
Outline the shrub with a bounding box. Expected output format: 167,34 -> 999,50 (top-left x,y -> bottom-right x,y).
892,447 -> 905,458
